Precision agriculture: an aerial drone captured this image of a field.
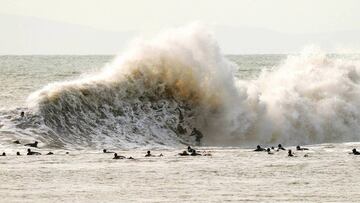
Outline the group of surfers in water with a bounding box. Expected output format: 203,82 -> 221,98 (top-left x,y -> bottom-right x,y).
253,144 -> 360,156
109,146 -> 210,160
1,140 -> 360,158
0,139 -> 211,159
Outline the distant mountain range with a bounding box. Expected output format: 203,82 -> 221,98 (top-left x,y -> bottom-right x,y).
1,15 -> 359,55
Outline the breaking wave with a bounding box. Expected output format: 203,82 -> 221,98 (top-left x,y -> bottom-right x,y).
2,24 -> 360,149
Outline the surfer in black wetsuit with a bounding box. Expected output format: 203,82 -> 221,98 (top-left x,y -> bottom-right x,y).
145,151 -> 153,157
27,148 -> 41,155
352,148 -> 360,155
296,145 -> 309,151
113,153 -> 126,159
254,145 -> 265,152
24,141 -> 38,148
267,148 -> 273,154
277,144 -> 285,151
13,140 -> 21,144
190,150 -> 201,156
187,146 -> 195,153
20,111 -> 25,118
16,152 -> 21,156
190,128 -> 203,145
46,152 -> 54,155
179,151 -> 189,156
288,149 -> 294,157
103,149 -> 114,153
0,152 -> 6,156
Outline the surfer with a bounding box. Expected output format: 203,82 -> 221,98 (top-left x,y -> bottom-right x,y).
296,145 -> 309,151
13,140 -> 21,144
277,144 -> 286,151
267,148 -> 273,155
254,145 -> 265,152
145,151 -> 153,157
190,128 -> 203,145
16,152 -> 21,156
179,151 -> 189,156
0,152 -> 6,156
113,153 -> 126,159
20,111 -> 25,118
24,141 -> 38,148
27,148 -> 41,155
191,150 -> 201,156
352,148 -> 360,155
288,150 -> 294,157
187,146 -> 195,153
46,152 -> 54,155
103,149 -> 114,153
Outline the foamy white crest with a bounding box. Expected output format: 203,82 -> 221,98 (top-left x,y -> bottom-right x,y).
242,47 -> 360,145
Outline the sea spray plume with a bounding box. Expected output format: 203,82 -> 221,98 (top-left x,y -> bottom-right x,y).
26,24 -> 242,148
246,47 -> 360,145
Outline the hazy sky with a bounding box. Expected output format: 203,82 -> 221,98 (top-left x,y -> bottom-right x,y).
1,0 -> 359,54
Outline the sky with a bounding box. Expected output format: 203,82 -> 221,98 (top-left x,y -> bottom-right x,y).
1,0 -> 359,54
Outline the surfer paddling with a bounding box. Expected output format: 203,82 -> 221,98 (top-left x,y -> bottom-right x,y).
27,149 -> 41,155
296,145 -> 309,151
103,149 -> 114,153
277,144 -> 286,151
24,141 -> 38,148
113,153 -> 126,159
351,148 -> 360,155
254,145 -> 266,152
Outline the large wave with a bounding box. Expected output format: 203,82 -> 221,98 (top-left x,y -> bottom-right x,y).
2,24 -> 360,149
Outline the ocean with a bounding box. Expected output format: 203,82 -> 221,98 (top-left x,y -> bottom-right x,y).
1,26 -> 360,202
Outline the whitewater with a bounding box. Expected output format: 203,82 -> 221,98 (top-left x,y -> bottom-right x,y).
1,25 -> 360,149
1,24 -> 360,202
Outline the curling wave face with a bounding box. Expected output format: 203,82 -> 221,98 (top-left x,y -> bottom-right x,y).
2,25 -> 360,149
21,24 -> 240,149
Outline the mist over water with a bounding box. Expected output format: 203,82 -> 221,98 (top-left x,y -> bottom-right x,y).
1,24 -> 360,149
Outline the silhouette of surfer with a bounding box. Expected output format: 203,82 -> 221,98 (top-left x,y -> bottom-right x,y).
103,149 -> 114,153
113,153 -> 126,159
0,152 -> 6,156
13,140 -> 21,144
20,111 -> 25,118
190,150 -> 201,156
27,149 -> 41,155
145,151 -> 154,157
16,152 -> 21,156
288,150 -> 294,157
267,148 -> 273,154
296,145 -> 309,151
352,148 -> 360,155
24,141 -> 38,148
179,151 -> 189,156
254,145 -> 265,152
187,146 -> 195,153
277,144 -> 285,151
